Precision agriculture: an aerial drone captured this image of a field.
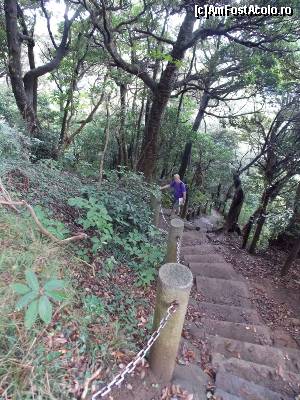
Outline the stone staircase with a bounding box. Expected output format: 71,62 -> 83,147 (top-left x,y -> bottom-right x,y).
179,228 -> 300,400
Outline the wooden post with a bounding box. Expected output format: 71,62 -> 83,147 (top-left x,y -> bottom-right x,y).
151,193 -> 161,227
166,218 -> 184,263
149,263 -> 193,382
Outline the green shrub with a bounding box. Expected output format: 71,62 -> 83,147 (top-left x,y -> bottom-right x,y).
11,270 -> 66,329
68,170 -> 165,285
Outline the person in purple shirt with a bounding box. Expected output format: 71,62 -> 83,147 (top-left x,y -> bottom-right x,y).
160,174 -> 186,215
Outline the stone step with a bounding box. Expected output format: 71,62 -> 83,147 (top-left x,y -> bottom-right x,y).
189,262 -> 244,281
212,354 -> 300,398
172,364 -> 208,400
195,277 -> 253,309
215,372 -> 293,400
189,319 -> 272,345
208,336 -> 300,374
272,328 -> 300,349
214,389 -> 243,400
181,244 -> 216,255
190,301 -> 261,324
182,231 -> 207,244
184,253 -> 225,264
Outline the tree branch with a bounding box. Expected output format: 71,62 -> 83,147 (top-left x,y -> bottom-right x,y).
134,29 -> 175,45
88,0 -> 156,91
23,5 -> 81,81
40,0 -> 58,49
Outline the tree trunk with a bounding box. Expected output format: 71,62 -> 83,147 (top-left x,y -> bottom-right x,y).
281,237 -> 300,276
192,162 -> 204,188
275,181 -> 300,248
137,83 -> 174,180
242,216 -> 254,249
178,91 -> 210,180
137,11 -> 196,180
99,103 -> 111,186
249,190 -> 270,254
215,183 -> 222,209
132,89 -> 146,169
4,0 -> 38,133
192,91 -> 210,131
5,0 -> 77,135
224,175 -> 244,232
178,141 -> 192,179
220,184 -> 233,215
117,83 -> 128,166
17,3 -> 38,114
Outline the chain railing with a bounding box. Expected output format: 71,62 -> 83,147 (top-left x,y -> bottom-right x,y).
160,206 -> 170,227
176,237 -> 181,264
158,206 -> 170,235
91,301 -> 178,399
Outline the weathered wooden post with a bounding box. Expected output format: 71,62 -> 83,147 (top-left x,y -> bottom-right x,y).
149,263 -> 193,382
151,193 -> 161,227
166,218 -> 184,263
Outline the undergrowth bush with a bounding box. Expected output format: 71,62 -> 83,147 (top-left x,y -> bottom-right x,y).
68,169 -> 165,285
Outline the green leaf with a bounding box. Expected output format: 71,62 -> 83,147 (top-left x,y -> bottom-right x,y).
46,351 -> 62,362
15,291 -> 38,310
11,283 -> 30,295
24,299 -> 38,329
44,279 -> 65,291
45,290 -> 66,302
38,295 -> 52,324
25,270 -> 39,292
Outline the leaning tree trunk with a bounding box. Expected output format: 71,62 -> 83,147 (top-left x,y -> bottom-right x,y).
275,181 -> 300,248
224,175 -> 244,233
4,0 -> 38,133
99,102 -> 111,186
117,83 -> 128,166
137,12 -> 196,181
192,91 -> 210,131
215,183 -> 222,210
281,237 -> 300,276
5,0 -> 76,136
241,204 -> 263,249
137,58 -> 184,180
178,91 -> 210,180
248,190 -> 270,254
242,215 -> 255,249
178,141 -> 192,179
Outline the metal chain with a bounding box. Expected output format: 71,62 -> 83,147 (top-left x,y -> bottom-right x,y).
160,206 -> 170,227
158,227 -> 168,235
176,237 -> 181,264
92,301 -> 178,399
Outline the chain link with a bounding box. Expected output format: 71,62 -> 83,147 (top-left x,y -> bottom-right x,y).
160,206 -> 170,227
158,227 -> 168,235
91,301 -> 178,399
176,237 -> 182,264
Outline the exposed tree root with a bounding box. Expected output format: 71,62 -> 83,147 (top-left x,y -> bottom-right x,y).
0,178 -> 87,244
80,367 -> 102,399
